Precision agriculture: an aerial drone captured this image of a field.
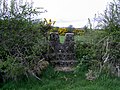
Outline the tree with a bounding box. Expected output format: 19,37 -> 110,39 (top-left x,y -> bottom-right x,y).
67,25 -> 74,33
97,0 -> 120,33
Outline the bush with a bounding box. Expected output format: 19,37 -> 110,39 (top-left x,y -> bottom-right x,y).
75,41 -> 95,71
93,0 -> 120,77
0,0 -> 49,82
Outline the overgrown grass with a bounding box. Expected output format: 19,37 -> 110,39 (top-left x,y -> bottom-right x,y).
60,30 -> 106,43
1,66 -> 120,90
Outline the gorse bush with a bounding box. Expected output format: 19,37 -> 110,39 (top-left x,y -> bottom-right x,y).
0,27 -> 48,80
50,27 -> 85,36
58,28 -> 68,35
0,0 -> 49,82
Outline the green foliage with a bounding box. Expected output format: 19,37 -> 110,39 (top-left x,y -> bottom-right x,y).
1,69 -> 120,90
97,0 -> 120,33
92,0 -> 120,77
75,42 -> 94,72
74,30 -> 118,78
75,0 -> 120,78
0,0 -> 49,82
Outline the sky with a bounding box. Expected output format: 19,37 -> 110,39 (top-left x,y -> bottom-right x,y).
31,0 -> 113,28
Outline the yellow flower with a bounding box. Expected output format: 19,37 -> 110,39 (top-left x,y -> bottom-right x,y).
44,18 -> 56,26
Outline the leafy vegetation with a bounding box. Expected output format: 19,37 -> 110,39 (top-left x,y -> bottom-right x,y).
89,0 -> 120,78
0,0 -> 49,82
0,0 -> 119,89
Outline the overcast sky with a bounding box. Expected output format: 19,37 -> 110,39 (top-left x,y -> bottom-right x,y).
31,0 -> 113,28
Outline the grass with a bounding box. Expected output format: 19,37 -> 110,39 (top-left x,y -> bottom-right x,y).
60,30 -> 106,44
1,67 -> 120,90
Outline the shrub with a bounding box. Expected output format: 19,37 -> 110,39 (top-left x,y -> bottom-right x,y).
0,0 -> 49,82
75,40 -> 95,71
93,0 -> 120,77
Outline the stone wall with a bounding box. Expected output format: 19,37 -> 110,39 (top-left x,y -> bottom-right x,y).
49,32 -> 77,71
